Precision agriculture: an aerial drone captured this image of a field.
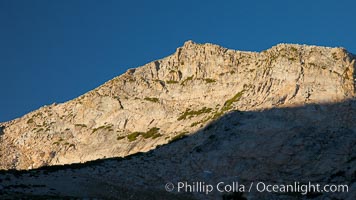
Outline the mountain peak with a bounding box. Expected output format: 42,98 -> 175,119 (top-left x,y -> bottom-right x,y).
0,42 -> 355,170
183,40 -> 195,47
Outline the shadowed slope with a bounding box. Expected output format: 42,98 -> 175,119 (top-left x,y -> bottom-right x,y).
1,99 -> 355,200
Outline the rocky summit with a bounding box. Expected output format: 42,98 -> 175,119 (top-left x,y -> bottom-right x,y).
0,41 -> 355,199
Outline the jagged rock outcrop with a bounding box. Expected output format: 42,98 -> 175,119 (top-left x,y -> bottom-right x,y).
0,41 -> 355,171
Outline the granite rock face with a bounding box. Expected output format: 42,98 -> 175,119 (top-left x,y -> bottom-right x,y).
0,41 -> 355,170
0,41 -> 355,199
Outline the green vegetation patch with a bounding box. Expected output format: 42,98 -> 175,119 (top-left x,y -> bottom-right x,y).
190,121 -> 201,127
203,78 -> 216,83
166,80 -> 179,84
117,136 -> 125,140
74,124 -> 87,128
170,131 -> 188,143
141,127 -> 161,139
127,132 -> 142,142
190,116 -> 212,127
127,127 -> 162,142
178,107 -> 213,121
212,90 -> 244,120
144,97 -> 159,103
222,91 -> 244,112
92,124 -> 113,133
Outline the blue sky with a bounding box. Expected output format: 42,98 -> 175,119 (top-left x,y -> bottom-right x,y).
1,0 -> 355,122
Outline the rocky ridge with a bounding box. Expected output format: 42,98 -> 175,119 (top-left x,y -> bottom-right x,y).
0,41 -> 355,171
